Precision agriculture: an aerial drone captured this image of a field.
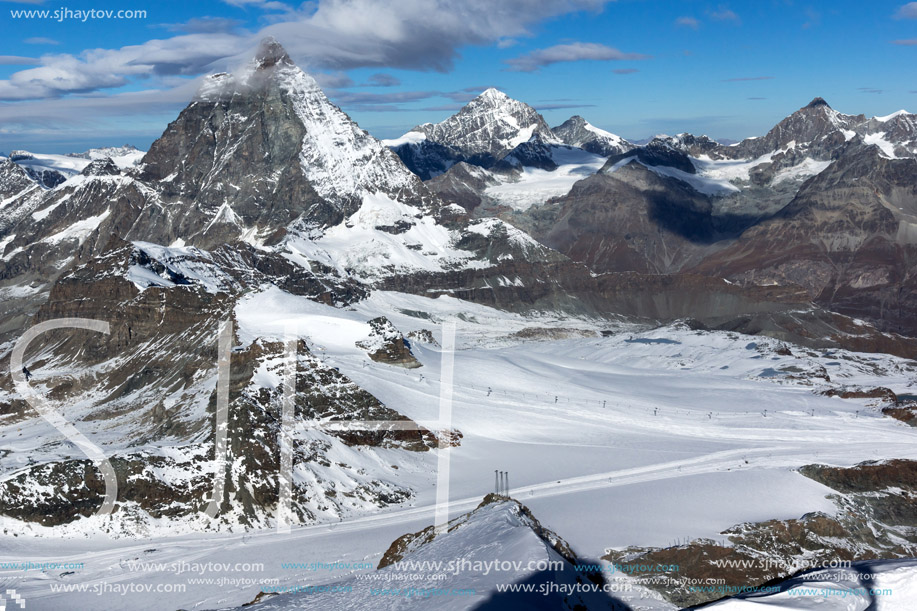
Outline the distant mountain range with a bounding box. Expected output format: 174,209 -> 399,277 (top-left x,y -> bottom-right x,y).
387,89 -> 917,337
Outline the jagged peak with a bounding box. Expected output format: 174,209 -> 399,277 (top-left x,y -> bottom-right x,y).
476,87 -> 511,102
196,37 -> 318,102
80,157 -> 120,177
561,115 -> 587,126
465,88 -> 534,114
253,36 -> 293,69
805,97 -> 831,109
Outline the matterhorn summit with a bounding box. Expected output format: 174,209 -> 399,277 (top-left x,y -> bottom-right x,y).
141,37 -> 427,249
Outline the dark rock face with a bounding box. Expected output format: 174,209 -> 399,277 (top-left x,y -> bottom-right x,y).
80,157 -> 120,177
607,139 -> 697,174
692,143 -> 917,336
0,159 -> 35,200
536,165 -> 740,274
388,139 -> 462,181
424,162 -> 499,212
494,134 -> 558,172
22,166 -> 66,189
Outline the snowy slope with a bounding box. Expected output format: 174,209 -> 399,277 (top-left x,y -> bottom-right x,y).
4,288 -> 917,609
1,147 -> 144,186
704,559 -> 917,610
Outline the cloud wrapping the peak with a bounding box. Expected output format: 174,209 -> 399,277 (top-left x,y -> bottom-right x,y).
0,0 -> 615,101
505,42 -> 649,72
262,0 -> 612,72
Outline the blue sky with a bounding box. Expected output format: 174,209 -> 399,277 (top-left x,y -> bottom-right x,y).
0,0 -> 915,152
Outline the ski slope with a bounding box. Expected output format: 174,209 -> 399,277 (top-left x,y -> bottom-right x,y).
2,290 -> 917,610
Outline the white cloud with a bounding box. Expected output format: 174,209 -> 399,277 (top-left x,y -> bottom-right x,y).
24,37 -> 60,45
505,42 -> 649,72
895,2 -> 917,19
0,56 -> 39,65
0,0 -> 615,102
709,6 -> 741,23
675,16 -> 700,29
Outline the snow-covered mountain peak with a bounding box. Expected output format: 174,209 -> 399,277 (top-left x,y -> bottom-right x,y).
461,87 -> 542,124
476,87 -> 511,103
552,114 -> 632,156
875,109 -> 911,122
411,87 -> 555,160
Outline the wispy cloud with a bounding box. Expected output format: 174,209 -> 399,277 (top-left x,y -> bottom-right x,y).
312,71 -> 355,89
802,8 -> 821,29
892,38 -> 917,45
747,96 -> 767,100
23,37 -> 59,45
613,68 -> 638,74
0,33 -> 245,100
709,6 -> 741,24
222,0 -> 292,11
534,103 -> 597,110
0,56 -> 39,66
161,17 -> 245,34
675,16 -> 700,29
505,42 -> 649,72
0,0 -> 618,102
858,87 -> 883,94
723,76 -> 774,82
364,73 -> 401,87
894,2 -> 917,19
419,104 -> 465,112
